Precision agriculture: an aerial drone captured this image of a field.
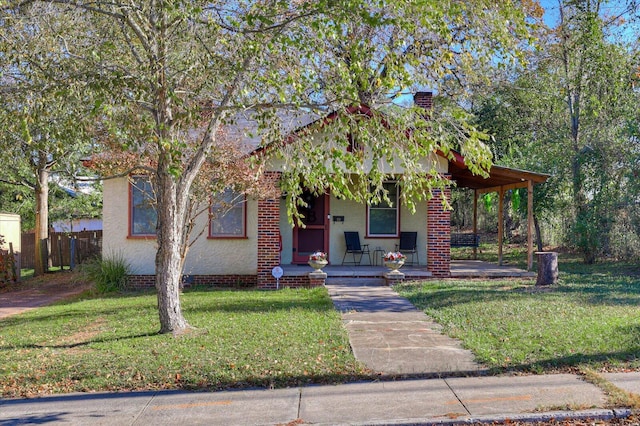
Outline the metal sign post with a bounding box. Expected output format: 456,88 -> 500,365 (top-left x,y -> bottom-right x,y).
271,266 -> 283,290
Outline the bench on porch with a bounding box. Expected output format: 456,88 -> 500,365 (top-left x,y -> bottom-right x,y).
450,233 -> 480,248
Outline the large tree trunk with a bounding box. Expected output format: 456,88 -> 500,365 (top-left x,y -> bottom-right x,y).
150,9 -> 191,334
34,162 -> 49,276
155,167 -> 190,334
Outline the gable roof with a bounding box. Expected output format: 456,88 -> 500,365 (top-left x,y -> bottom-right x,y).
253,103 -> 550,190
251,104 -> 374,156
231,109 -> 320,152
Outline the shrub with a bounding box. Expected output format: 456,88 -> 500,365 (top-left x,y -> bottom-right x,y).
83,253 -> 130,293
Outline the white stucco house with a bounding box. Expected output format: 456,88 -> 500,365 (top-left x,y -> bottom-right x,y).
102,92 -> 549,289
0,212 -> 21,282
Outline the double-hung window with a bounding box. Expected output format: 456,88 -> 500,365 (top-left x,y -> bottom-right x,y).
129,176 -> 157,237
367,181 -> 399,237
210,188 -> 246,238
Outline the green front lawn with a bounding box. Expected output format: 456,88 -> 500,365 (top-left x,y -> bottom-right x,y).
397,255 -> 640,373
0,287 -> 367,398
4,252 -> 640,399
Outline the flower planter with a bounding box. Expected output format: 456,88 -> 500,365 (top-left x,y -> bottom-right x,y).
308,259 -> 328,272
384,259 -> 405,271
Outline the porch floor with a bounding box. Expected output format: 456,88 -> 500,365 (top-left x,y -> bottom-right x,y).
450,260 -> 536,278
280,260 -> 535,280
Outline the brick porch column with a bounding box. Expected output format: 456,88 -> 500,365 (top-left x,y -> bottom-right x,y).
257,172 -> 282,289
427,185 -> 451,278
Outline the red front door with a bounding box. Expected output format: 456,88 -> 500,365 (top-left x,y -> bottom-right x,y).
292,191 -> 330,264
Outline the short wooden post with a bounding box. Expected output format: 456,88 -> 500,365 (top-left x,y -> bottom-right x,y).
535,251 -> 558,286
9,242 -> 17,282
498,188 -> 504,266
473,189 -> 478,260
527,180 -> 534,271
57,236 -> 64,270
70,238 -> 76,270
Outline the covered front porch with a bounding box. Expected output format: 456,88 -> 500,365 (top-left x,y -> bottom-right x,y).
448,153 -> 551,271
280,260 -> 535,281
256,159 -> 549,288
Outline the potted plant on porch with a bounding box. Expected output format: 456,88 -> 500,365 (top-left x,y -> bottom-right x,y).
308,251 -> 328,272
383,251 -> 406,271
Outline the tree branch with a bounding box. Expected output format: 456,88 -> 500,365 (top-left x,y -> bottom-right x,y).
181,54 -> 253,189
202,5 -> 320,35
13,0 -> 126,20
0,177 -> 35,190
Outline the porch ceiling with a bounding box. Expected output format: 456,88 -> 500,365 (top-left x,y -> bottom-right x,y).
447,153 -> 550,193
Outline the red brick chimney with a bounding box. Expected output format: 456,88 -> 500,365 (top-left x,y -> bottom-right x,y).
413,91 -> 433,111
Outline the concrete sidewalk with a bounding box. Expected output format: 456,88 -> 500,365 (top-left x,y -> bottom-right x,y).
1,373 -> 637,425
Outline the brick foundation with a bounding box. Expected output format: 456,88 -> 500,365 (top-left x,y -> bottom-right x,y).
126,273 -> 325,290
127,274 -> 257,290
427,186 -> 451,278
127,275 -> 156,290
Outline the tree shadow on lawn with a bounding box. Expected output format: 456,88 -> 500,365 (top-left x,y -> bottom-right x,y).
505,348 -> 640,374
182,290 -> 336,315
553,274 -> 640,307
401,273 -> 640,310
0,331 -> 158,351
559,260 -> 640,277
401,285 -> 525,311
477,322 -> 640,374
0,302 -> 157,328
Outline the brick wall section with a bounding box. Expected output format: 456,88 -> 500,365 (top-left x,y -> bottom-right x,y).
127,275 -> 156,290
191,275 -> 256,288
259,275 -> 323,290
427,186 -> 451,278
126,275 -> 257,290
257,171 -> 283,289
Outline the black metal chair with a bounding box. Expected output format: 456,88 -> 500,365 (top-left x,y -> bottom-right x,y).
395,231 -> 418,265
342,231 -> 371,265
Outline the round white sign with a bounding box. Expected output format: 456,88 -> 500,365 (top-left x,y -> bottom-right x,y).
271,266 -> 283,279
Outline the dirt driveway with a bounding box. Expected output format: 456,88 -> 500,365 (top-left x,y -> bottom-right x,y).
0,272 -> 92,319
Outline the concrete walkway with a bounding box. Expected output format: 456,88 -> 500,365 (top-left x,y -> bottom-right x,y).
0,284 -> 88,319
325,278 -> 481,376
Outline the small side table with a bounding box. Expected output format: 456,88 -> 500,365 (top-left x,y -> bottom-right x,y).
373,248 -> 385,266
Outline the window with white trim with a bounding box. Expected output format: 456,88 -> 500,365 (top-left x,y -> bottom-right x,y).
210,188 -> 246,238
367,181 -> 399,237
130,176 -> 157,236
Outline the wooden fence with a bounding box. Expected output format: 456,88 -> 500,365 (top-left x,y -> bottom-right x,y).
0,245 -> 19,287
21,230 -> 103,270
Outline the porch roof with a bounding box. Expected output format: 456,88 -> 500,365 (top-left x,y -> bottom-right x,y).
445,151 -> 550,193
